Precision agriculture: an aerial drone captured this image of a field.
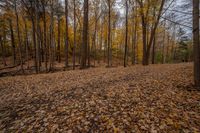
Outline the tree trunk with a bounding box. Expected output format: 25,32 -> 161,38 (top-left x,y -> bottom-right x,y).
23,17 -> 29,68
57,16 -> 61,63
73,0 -> 76,70
98,16 -> 103,64
42,3 -> 48,72
49,0 -> 55,71
31,18 -> 38,73
14,1 -> 24,72
152,35 -> 156,64
92,11 -> 98,66
0,35 -> 7,66
193,0 -> 200,87
132,6 -> 137,65
162,22 -> 166,64
35,1 -> 41,72
81,0 -> 89,69
65,0 -> 69,68
87,33 -> 90,67
9,20 -> 16,65
142,18 -> 148,65
107,0 -> 112,67
124,0 -> 128,67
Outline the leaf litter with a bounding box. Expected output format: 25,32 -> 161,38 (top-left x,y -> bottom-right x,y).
0,63 -> 200,132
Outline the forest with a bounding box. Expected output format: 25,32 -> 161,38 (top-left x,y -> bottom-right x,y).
0,0 -> 200,132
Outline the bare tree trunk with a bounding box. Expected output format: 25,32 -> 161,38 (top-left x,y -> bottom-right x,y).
81,0 -> 89,69
162,22 -> 166,64
9,20 -> 16,65
166,34 -> 170,62
171,24 -> 176,63
142,18 -> 148,65
87,33 -> 90,67
73,0 -> 76,70
57,16 -> 61,63
124,0 -> 128,67
23,16 -> 29,68
35,1 -> 41,72
193,0 -> 200,87
152,35 -> 156,64
132,6 -> 137,65
0,35 -> 7,66
49,0 -> 55,71
98,16 -> 103,64
31,18 -> 38,73
107,0 -> 111,67
65,0 -> 69,68
14,0 -> 24,72
104,39 -> 107,63
42,2 -> 48,72
92,11 -> 98,66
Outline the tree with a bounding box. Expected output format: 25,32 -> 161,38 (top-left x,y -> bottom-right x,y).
81,0 -> 89,69
106,0 -> 115,67
49,0 -> 55,71
55,1 -> 63,63
9,19 -> 16,65
41,0 -> 48,72
65,0 -> 69,68
73,0 -> 76,70
132,2 -> 138,65
193,0 -> 200,87
0,34 -> 7,66
14,0 -> 24,72
136,0 -> 165,65
124,0 -> 128,67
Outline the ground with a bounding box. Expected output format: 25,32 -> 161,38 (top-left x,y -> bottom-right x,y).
0,63 -> 200,132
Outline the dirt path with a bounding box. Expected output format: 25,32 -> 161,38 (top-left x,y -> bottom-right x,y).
0,63 -> 199,132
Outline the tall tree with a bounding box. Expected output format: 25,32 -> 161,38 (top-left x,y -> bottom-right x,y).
49,0 -> 55,71
41,0 -> 48,72
124,0 -> 128,67
14,0 -> 24,71
57,12 -> 61,63
35,0 -> 41,72
0,34 -> 7,66
65,0 -> 69,68
132,3 -> 138,65
193,0 -> 200,87
55,1 -> 63,64
81,0 -> 89,69
136,0 -> 165,65
73,0 -> 76,70
9,19 -> 16,65
107,0 -> 112,67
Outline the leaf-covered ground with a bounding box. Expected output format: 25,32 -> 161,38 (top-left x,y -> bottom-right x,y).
0,63 -> 200,132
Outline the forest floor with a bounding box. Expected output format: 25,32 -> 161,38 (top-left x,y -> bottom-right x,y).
0,63 -> 200,132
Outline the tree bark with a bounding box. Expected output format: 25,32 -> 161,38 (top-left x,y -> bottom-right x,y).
152,35 -> 156,64
9,20 -> 16,65
14,0 -> 24,72
107,0 -> 112,67
0,35 -> 7,66
81,0 -> 89,69
73,0 -> 76,70
65,0 -> 69,68
42,2 -> 48,72
124,0 -> 128,67
132,5 -> 137,65
57,15 -> 61,63
49,0 -> 55,71
193,0 -> 200,87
